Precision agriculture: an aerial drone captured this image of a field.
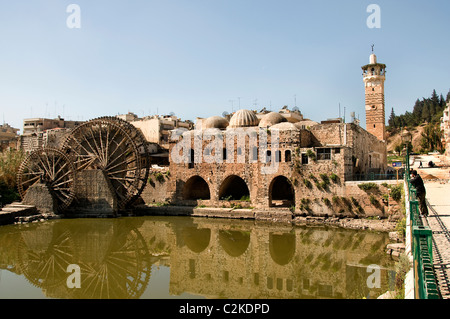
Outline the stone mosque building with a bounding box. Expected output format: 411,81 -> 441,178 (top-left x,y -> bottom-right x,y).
142,53 -> 389,217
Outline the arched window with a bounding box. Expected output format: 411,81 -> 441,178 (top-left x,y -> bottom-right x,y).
285,150 -> 292,162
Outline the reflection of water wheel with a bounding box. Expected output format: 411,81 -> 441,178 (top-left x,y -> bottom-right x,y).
16,229 -> 74,289
77,227 -> 151,299
62,118 -> 148,209
17,147 -> 76,211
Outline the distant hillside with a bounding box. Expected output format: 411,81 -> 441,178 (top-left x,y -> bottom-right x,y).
386,125 -> 426,154
388,89 -> 449,129
386,89 -> 449,154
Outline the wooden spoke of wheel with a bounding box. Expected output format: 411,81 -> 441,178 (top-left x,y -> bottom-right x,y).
17,148 -> 76,211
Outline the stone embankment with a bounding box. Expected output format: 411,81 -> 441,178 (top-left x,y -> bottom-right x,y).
133,205 -> 398,232
0,202 -> 56,225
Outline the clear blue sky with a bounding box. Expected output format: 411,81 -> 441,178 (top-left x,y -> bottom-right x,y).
1,0 -> 449,132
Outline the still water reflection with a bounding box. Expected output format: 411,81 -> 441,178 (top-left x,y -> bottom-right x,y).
0,216 -> 395,299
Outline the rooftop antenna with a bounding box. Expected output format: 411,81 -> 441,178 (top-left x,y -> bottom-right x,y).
229,100 -> 234,112
339,103 -> 341,119
294,94 -> 297,108
371,44 -> 375,53
237,97 -> 241,109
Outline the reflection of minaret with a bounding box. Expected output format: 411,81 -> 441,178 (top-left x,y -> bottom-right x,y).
362,49 -> 386,141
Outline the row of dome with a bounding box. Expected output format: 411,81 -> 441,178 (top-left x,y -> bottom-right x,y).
199,109 -> 318,130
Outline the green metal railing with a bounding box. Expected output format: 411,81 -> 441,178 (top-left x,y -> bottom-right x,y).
405,161 -> 440,299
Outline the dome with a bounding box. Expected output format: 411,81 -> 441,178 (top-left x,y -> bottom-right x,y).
294,120 -> 319,129
202,116 -> 229,129
228,109 -> 259,128
258,112 -> 287,128
269,122 -> 300,131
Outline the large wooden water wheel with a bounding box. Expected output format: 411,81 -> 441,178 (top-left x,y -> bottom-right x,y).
62,118 -> 149,209
17,147 -> 76,211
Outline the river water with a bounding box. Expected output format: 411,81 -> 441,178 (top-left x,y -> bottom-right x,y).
0,215 -> 396,299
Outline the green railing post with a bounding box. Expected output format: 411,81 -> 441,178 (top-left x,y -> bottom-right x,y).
405,161 -> 440,299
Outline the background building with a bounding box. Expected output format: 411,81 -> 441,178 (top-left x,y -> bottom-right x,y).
20,116 -> 84,152
0,123 -> 19,151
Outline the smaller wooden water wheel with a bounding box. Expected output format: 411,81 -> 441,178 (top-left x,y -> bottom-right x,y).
17,147 -> 76,211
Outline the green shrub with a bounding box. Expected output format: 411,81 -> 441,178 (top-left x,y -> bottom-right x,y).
320,173 -> 330,184
330,173 -> 339,183
154,172 -> 165,182
390,184 -> 403,202
303,179 -> 312,189
358,182 -> 379,193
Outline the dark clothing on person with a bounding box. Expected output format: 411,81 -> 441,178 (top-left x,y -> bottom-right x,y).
410,174 -> 428,216
410,174 -> 426,195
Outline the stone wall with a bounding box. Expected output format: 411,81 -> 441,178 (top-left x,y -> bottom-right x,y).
134,124 -> 392,221
69,169 -> 118,217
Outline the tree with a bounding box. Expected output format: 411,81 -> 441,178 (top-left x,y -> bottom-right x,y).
388,108 -> 396,128
421,101 -> 430,123
421,123 -> 443,153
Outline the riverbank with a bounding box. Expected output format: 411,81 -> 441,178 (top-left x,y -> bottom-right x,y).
0,201 -> 398,233
132,204 -> 398,232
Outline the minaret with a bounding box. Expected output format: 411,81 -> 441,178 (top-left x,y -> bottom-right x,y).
362,50 -> 386,141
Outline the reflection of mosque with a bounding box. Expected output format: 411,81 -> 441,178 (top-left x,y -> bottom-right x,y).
170,218 -> 395,299
0,217 -> 395,299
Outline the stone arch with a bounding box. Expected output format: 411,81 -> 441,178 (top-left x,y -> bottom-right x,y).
183,175 -> 211,200
219,175 -> 250,200
269,175 -> 295,207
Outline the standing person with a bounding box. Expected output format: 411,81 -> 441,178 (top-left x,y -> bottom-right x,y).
410,170 -> 428,217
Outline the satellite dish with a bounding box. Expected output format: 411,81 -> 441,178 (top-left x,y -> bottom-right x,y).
222,111 -> 229,118
292,106 -> 300,112
169,111 -> 175,116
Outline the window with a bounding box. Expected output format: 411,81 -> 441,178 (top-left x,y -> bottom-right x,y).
188,149 -> 195,169
301,154 -> 308,165
266,150 -> 271,163
285,150 -> 292,162
317,148 -> 331,160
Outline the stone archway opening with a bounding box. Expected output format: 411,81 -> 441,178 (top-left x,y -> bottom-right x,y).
219,175 -> 250,201
183,176 -> 211,200
269,176 -> 295,207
